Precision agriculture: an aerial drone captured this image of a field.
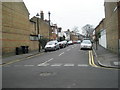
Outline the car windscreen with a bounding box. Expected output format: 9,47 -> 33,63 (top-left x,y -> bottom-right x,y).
47,41 -> 55,45
82,40 -> 91,44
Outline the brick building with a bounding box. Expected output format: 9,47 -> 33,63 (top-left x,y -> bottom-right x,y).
104,1 -> 120,54
2,2 -> 50,56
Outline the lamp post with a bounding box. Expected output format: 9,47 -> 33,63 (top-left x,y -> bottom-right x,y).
36,13 -> 41,52
48,11 -> 51,40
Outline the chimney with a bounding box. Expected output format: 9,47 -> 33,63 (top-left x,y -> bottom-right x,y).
40,11 -> 44,20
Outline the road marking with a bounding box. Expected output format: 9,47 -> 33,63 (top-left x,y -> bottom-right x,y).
67,49 -> 71,51
43,58 -> 54,64
37,58 -> 54,66
64,64 -> 74,66
2,53 -> 45,66
24,65 -> 34,67
14,65 -> 22,67
58,52 -> 64,56
51,64 -> 62,66
78,64 -> 88,67
38,63 -> 49,66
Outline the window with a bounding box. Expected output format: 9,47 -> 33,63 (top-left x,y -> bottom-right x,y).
30,35 -> 38,41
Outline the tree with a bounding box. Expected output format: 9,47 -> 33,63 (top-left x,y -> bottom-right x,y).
82,24 -> 94,38
72,26 -> 79,35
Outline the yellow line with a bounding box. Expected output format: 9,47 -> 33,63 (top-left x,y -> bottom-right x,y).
89,51 -> 92,66
2,52 -> 44,66
89,50 -> 119,70
90,51 -> 98,67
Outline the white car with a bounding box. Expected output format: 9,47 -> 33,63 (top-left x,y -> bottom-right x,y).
68,40 -> 73,45
45,40 -> 60,52
80,40 -> 92,50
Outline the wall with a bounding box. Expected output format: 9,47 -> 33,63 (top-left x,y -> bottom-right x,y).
99,29 -> 107,48
104,2 -> 119,53
2,2 -> 38,56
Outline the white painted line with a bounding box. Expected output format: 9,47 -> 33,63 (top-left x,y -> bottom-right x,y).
64,64 -> 74,66
24,65 -> 34,67
51,64 -> 62,66
67,49 -> 71,51
59,52 -> 64,56
14,65 -> 22,67
42,58 -> 54,64
37,58 -> 54,66
78,64 -> 88,67
38,63 -> 49,66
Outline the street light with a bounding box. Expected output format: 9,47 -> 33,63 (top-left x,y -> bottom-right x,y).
36,13 -> 41,52
48,11 -> 51,40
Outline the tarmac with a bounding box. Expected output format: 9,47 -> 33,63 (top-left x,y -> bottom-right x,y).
1,44 -> 120,69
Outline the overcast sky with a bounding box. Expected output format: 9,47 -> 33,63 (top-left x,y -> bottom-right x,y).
23,0 -> 105,33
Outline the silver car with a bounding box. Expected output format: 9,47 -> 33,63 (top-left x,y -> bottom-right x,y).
80,40 -> 92,50
45,40 -> 60,52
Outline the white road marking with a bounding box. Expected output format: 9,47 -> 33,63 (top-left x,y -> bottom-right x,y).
51,64 -> 62,66
37,58 -> 54,66
38,63 -> 49,66
58,52 -> 64,56
24,65 -> 34,67
14,65 -> 22,67
78,64 -> 88,67
42,58 -> 54,64
67,49 -> 71,51
64,64 -> 74,66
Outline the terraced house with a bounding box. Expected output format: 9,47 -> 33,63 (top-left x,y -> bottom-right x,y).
2,2 -> 50,56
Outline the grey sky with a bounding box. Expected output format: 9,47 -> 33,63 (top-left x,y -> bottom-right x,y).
23,0 -> 105,33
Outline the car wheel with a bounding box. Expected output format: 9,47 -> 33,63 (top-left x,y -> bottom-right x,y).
45,50 -> 47,52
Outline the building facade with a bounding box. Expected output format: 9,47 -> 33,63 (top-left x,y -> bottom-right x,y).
2,2 -> 50,56
104,1 -> 120,54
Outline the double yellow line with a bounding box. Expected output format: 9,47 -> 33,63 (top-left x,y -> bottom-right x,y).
89,50 -> 119,70
89,50 -> 98,68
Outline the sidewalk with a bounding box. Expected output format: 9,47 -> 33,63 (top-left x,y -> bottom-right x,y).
93,44 -> 120,69
2,50 -> 44,65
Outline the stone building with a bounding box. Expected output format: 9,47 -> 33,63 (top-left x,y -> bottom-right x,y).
2,2 -> 50,56
104,1 -> 120,54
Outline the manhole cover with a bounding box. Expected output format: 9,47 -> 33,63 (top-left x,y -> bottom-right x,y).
39,72 -> 56,76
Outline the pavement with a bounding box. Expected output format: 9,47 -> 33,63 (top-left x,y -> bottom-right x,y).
1,50 -> 44,65
92,44 -> 120,69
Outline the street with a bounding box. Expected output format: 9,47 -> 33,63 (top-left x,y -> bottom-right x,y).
2,44 -> 118,88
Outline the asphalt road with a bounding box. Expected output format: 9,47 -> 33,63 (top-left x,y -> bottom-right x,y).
2,44 -> 119,88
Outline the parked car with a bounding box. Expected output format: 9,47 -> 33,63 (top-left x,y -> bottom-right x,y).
58,41 -> 64,48
73,41 -> 77,44
44,40 -> 60,52
68,40 -> 73,45
80,40 -> 92,50
58,41 -> 68,48
77,40 -> 81,44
